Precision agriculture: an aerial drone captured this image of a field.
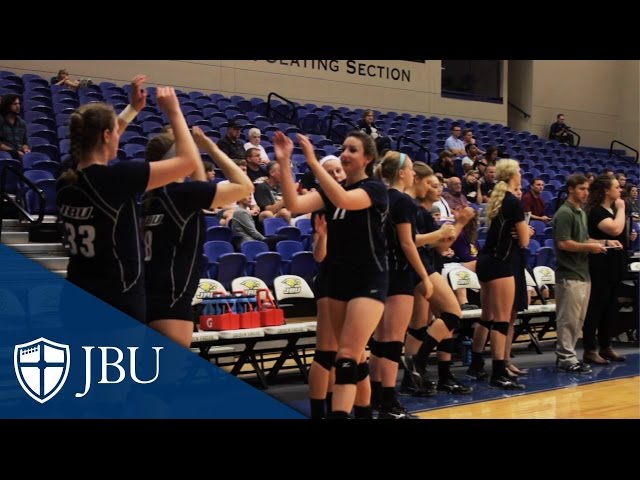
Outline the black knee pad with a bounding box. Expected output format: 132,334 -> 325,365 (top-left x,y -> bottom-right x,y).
314,350 -> 337,371
334,358 -> 358,385
357,362 -> 369,381
380,341 -> 404,364
477,319 -> 493,330
437,338 -> 455,354
369,338 -> 384,358
492,321 -> 509,335
442,312 -> 460,331
407,326 -> 428,341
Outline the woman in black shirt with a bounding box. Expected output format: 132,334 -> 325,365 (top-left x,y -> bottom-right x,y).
583,175 -> 627,364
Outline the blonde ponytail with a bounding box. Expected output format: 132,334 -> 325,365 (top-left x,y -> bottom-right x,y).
484,158 -> 520,225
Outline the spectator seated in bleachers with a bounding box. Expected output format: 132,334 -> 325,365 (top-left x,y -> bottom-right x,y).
0,94 -> 30,160
52,69 -> 92,91
444,124 -> 466,159
254,161 -> 292,225
522,178 -> 552,223
548,113 -> 574,146
358,108 -> 391,156
231,195 -> 285,250
244,127 -> 269,164
245,147 -> 267,182
432,150 -> 456,179
217,119 -> 246,160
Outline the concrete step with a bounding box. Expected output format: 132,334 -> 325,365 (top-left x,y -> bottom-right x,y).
7,243 -> 68,257
30,257 -> 69,270
0,231 -> 29,244
51,270 -> 67,277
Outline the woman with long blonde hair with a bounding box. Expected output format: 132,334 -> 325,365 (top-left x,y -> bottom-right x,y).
472,159 -> 531,389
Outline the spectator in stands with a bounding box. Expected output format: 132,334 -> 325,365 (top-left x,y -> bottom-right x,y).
471,159 -> 531,389
203,161 -> 216,181
433,175 -> 455,219
625,184 -> 639,218
53,69 -> 81,90
462,128 -> 485,156
217,119 -> 245,160
585,172 -> 595,185
442,176 -> 469,211
359,109 -> 392,157
444,124 -> 465,158
357,109 -> 380,139
245,147 -> 267,182
143,126 -> 253,347
479,164 -> 496,203
432,150 -> 456,179
462,169 -> 482,204
522,178 -> 552,223
552,174 -> 606,374
582,175 -> 627,364
0,94 -> 29,160
461,143 -> 480,173
274,130 -> 387,420
549,113 -> 574,146
254,161 -> 292,224
56,77 -> 199,324
244,127 -> 269,164
473,146 -> 500,171
231,195 -> 284,250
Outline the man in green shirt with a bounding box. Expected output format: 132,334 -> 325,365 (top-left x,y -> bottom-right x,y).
552,174 -> 607,373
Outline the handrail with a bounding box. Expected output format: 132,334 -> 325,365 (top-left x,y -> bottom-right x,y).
507,101 -> 530,119
395,136 -> 433,165
325,112 -> 359,143
266,92 -> 299,127
609,140 -> 638,165
563,126 -> 581,147
0,163 -> 46,233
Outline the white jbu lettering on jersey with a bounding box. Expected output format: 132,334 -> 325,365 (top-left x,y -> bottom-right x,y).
59,204 -> 93,220
144,214 -> 165,227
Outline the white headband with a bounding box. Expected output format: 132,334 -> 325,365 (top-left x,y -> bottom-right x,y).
319,155 -> 340,167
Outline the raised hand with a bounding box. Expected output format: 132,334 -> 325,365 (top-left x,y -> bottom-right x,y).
155,87 -> 180,114
129,74 -> 147,111
192,125 -> 213,150
273,131 -> 293,163
296,133 -> 319,166
614,198 -> 626,212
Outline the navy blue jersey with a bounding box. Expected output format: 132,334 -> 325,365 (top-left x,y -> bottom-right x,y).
415,204 -> 442,271
385,189 -> 417,271
142,181 -> 217,306
56,162 -> 150,293
319,177 -> 388,272
481,191 -> 525,261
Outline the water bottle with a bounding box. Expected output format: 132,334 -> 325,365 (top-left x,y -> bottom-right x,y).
461,337 -> 473,366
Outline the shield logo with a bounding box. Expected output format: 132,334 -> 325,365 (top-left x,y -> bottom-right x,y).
14,337 -> 70,404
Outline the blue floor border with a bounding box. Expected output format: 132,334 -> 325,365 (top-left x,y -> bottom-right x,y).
403,353 -> 640,414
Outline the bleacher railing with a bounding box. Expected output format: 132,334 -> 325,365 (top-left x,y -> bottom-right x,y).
266,92 -> 299,127
609,140 -> 638,165
0,163 -> 45,233
396,136 -> 433,165
325,112 -> 359,144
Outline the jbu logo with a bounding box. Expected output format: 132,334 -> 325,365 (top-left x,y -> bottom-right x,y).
14,337 -> 163,404
14,338 -> 70,404
59,204 -> 93,220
